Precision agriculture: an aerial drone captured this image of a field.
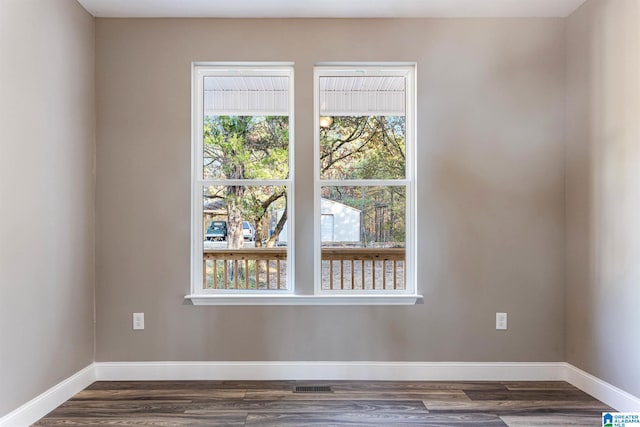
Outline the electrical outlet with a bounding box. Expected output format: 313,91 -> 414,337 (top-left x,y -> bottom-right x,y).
133,312 -> 144,330
496,312 -> 507,330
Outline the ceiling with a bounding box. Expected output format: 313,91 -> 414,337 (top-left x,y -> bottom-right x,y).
77,0 -> 587,18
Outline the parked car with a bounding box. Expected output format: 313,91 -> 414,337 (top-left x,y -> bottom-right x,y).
243,221 -> 256,241
206,221 -> 227,241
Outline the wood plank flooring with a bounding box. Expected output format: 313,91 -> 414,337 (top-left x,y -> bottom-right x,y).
33,380 -> 612,426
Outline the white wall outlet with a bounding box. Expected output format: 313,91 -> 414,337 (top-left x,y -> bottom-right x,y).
133,312 -> 144,330
496,312 -> 507,330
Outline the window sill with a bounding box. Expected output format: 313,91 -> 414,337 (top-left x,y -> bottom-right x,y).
185,294 -> 422,306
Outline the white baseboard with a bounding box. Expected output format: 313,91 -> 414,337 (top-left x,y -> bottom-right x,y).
95,361 -> 567,382
4,361 -> 639,425
0,364 -> 95,427
563,363 -> 640,412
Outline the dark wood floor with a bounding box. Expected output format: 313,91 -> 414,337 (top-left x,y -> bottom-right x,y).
34,380 -> 612,426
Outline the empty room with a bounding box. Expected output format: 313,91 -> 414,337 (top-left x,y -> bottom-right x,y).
1,0 -> 639,425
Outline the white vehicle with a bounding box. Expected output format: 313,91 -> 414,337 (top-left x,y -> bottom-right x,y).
243,221 -> 256,241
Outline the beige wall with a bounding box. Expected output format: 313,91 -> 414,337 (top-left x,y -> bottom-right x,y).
95,18 -> 566,363
0,0 -> 95,417
566,0 -> 640,397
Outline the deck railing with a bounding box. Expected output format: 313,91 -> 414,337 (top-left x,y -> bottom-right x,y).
322,248 -> 405,290
203,247 -> 405,291
203,248 -> 287,290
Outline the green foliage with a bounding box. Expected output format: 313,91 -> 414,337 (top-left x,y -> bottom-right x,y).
203,116 -> 289,180
203,116 -> 289,246
320,115 -> 407,246
320,116 -> 405,180
203,113 -> 407,247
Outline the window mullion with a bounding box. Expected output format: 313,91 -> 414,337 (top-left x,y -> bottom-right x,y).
319,179 -> 409,187
200,179 -> 291,187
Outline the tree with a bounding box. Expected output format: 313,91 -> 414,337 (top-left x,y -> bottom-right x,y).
320,116 -> 405,180
320,115 -> 407,246
203,113 -> 406,249
203,115 -> 289,248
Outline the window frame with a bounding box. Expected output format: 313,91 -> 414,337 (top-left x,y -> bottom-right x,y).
186,62 -> 421,305
313,64 -> 417,297
189,63 -> 295,298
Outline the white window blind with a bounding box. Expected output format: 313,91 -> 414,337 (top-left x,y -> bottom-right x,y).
204,75 -> 289,116
319,76 -> 405,116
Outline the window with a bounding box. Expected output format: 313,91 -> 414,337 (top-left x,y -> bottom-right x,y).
190,64 -> 294,297
188,63 -> 419,305
314,65 -> 416,296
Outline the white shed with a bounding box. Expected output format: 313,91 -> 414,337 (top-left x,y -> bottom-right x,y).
276,198 -> 361,243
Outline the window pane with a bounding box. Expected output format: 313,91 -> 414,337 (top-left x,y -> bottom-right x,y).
203,115 -> 289,180
320,186 -> 405,291
319,115 -> 405,180
202,185 -> 288,290
319,74 -> 406,180
320,186 -> 405,247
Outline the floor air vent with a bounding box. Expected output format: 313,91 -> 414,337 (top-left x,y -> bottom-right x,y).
294,385 -> 332,393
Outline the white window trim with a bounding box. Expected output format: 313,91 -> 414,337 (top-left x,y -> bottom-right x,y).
186,62 -> 421,305
313,64 -> 418,298
188,63 -> 295,298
